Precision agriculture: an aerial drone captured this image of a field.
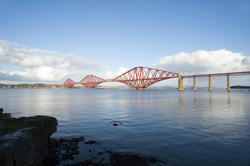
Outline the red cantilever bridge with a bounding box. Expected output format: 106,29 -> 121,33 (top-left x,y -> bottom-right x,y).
63,66 -> 250,91
63,66 -> 178,89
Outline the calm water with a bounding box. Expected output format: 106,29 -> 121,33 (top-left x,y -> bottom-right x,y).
0,88 -> 250,166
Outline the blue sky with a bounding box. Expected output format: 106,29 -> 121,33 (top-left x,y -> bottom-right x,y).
0,0 -> 250,84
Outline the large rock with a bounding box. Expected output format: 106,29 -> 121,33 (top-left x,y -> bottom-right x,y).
0,108 -> 11,118
0,109 -> 58,166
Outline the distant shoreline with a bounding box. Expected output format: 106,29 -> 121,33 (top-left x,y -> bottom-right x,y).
230,85 -> 250,89
1,83 -> 250,89
0,83 -> 64,89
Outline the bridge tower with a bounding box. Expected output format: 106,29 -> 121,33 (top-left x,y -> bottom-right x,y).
227,75 -> 230,91
178,72 -> 184,91
208,75 -> 212,91
193,76 -> 197,91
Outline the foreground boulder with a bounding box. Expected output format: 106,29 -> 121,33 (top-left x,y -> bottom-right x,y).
0,109 -> 57,166
0,108 -> 11,118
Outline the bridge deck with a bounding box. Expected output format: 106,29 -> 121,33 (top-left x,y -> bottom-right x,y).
183,71 -> 250,78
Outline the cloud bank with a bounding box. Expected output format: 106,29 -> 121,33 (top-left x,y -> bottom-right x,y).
0,40 -> 108,83
156,49 -> 250,74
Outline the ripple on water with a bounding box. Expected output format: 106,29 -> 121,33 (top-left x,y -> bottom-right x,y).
1,89 -> 250,166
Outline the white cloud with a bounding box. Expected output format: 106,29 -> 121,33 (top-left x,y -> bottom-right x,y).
104,67 -> 129,79
156,49 -> 250,74
0,40 -> 108,83
0,71 -> 25,82
8,67 -> 68,82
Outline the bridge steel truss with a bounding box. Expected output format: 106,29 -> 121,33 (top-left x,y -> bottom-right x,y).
63,66 -> 178,89
79,75 -> 106,88
113,66 -> 178,89
63,79 -> 75,88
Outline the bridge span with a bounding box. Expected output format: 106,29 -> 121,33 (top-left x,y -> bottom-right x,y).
179,71 -> 250,91
63,66 -> 250,91
64,66 -> 178,89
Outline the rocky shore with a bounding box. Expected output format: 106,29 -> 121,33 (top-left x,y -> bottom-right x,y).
0,108 -> 58,166
0,108 -> 167,166
45,136 -> 167,166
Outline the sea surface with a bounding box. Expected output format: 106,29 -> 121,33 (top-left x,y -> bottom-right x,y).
0,88 -> 250,166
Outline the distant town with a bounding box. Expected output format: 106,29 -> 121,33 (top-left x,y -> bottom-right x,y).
0,83 -> 129,89
0,83 -> 64,89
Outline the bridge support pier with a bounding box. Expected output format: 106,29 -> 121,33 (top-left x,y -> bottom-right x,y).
227,75 -> 230,91
178,72 -> 184,91
193,76 -> 197,91
208,75 -> 212,91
